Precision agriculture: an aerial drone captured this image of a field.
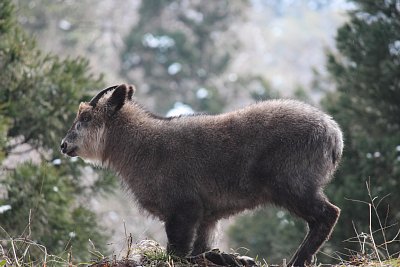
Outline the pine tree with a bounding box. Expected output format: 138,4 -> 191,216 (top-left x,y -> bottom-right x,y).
121,0 -> 247,114
228,1 -> 400,263
0,0 -> 114,263
321,0 -> 400,259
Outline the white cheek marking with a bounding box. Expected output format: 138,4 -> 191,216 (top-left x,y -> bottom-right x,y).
94,125 -> 106,154
92,125 -> 106,158
80,125 -> 106,161
84,157 -> 111,168
83,158 -> 103,167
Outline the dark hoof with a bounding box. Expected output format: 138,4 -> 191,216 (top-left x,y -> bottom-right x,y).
187,250 -> 258,267
237,255 -> 257,267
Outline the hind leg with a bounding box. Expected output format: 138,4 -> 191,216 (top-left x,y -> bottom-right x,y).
287,193 -> 340,267
191,220 -> 217,255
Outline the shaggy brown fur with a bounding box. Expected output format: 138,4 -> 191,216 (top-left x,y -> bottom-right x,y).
61,84 -> 343,267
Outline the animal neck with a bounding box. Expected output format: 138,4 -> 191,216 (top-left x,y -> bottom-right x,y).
101,103 -> 166,176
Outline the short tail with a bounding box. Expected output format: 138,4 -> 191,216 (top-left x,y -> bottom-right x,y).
331,124 -> 344,166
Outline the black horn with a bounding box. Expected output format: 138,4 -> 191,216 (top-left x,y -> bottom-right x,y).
89,85 -> 119,107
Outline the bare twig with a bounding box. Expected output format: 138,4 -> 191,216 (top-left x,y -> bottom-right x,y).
21,242 -> 31,261
384,204 -> 390,234
0,225 -> 12,239
375,193 -> 391,210
366,180 -> 390,258
10,239 -> 21,267
125,233 -> 133,259
352,221 -> 363,253
123,220 -> 127,240
368,203 -> 382,265
91,240 -> 105,260
28,209 -> 32,238
68,247 -> 73,267
343,197 -> 369,205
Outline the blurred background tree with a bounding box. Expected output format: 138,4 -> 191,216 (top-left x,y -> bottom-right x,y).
121,0 -> 247,114
228,208 -> 305,264
321,0 -> 400,259
229,0 -> 400,263
4,0 -> 397,265
0,0 -> 115,262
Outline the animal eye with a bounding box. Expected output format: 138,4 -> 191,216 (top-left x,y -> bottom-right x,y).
80,114 -> 92,122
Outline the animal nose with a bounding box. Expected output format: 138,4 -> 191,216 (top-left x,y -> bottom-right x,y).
60,140 -> 68,154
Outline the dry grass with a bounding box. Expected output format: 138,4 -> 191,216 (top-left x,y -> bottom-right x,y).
314,181 -> 400,267
1,181 -> 399,266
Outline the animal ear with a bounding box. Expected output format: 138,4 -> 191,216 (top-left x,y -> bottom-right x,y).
107,84 -> 127,113
127,85 -> 136,101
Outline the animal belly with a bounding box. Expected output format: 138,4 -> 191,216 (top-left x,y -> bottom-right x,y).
202,192 -> 262,220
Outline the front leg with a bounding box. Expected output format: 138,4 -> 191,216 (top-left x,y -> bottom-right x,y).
165,202 -> 203,257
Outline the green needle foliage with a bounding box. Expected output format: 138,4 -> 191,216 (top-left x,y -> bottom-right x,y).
228,208 -> 305,264
121,0 -> 247,114
322,0 -> 400,260
2,163 -> 107,261
0,0 -> 114,263
229,0 -> 400,264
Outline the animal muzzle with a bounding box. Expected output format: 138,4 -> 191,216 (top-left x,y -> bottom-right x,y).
60,139 -> 78,157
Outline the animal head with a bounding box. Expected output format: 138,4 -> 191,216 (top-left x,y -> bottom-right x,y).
60,84 -> 135,160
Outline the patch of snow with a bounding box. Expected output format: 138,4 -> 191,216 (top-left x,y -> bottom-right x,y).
166,102 -> 194,117
108,211 -> 119,222
276,210 -> 285,218
197,68 -> 206,78
228,73 -> 238,82
389,40 -> 400,56
185,9 -> 204,24
0,205 -> 11,214
196,88 -> 209,99
142,33 -> 175,50
52,158 -> 61,165
167,62 -> 182,75
59,19 -> 72,31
